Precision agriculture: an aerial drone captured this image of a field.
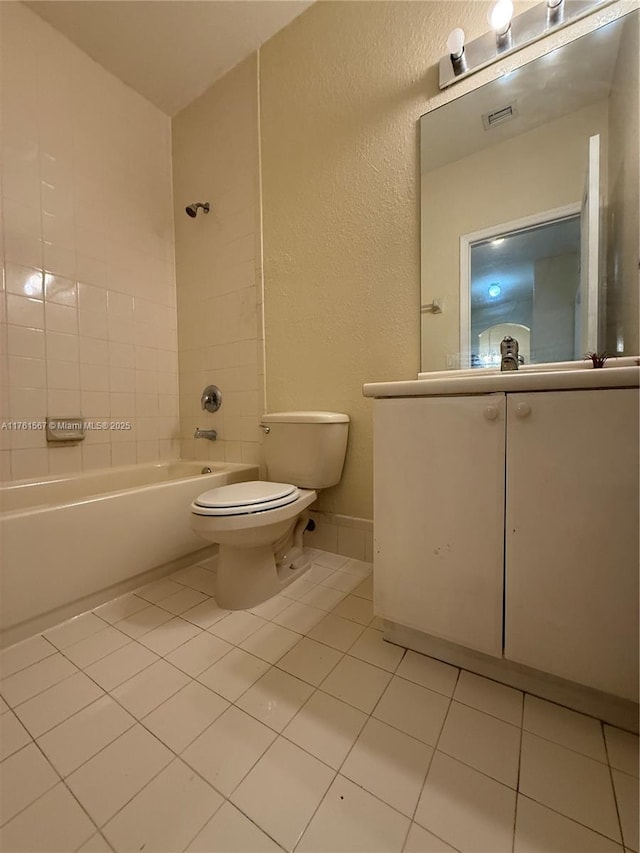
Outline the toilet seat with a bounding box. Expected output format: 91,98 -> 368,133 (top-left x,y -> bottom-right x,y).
192,481 -> 301,517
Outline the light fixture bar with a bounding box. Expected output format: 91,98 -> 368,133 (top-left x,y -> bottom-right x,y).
439,0 -> 613,89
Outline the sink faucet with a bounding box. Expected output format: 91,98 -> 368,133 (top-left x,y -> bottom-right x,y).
500,336 -> 520,371
194,428 -> 217,441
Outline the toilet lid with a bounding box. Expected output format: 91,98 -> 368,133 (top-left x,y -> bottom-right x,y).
193,481 -> 301,515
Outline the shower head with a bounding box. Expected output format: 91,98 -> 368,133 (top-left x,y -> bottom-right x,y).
185,202 -> 210,218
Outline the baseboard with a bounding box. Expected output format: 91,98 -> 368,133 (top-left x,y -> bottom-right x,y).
385,620 -> 639,734
303,510 -> 373,562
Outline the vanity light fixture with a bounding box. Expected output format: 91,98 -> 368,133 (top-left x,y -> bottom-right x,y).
488,284 -> 502,298
439,0 -> 612,89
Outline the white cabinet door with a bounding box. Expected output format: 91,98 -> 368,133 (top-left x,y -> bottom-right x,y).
504,389 -> 639,700
374,395 -> 506,657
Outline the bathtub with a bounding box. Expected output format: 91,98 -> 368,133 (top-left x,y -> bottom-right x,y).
0,460 -> 258,646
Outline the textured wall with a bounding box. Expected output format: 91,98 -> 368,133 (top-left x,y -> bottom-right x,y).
172,56 -> 264,470
0,3 -> 178,482
260,1 -> 490,519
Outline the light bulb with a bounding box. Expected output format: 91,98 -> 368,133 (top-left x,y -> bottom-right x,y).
488,284 -> 502,298
446,28 -> 466,60
488,0 -> 514,36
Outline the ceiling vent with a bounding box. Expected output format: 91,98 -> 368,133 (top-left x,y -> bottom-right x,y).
482,102 -> 519,130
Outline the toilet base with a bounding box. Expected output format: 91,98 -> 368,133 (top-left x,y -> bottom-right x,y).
216,543 -> 312,610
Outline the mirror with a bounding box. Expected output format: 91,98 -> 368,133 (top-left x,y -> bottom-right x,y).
420,11 -> 639,371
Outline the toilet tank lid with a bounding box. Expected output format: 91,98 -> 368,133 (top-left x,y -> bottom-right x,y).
262,411 -> 349,424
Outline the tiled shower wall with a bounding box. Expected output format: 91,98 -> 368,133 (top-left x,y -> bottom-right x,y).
172,55 -> 264,471
0,3 -> 179,482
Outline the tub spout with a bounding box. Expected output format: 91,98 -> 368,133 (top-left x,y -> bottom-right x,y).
194,428 -> 217,441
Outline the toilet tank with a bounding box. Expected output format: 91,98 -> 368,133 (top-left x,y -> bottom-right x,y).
261,411 -> 349,489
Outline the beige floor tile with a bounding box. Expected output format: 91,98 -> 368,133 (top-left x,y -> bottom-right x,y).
514,794 -> 623,852
297,774 -> 409,853
63,626 -> 130,668
0,653 -> 77,707
66,724 -> 173,826
84,642 -> 158,691
348,628 -> 405,672
239,622 -> 301,664
342,717 -> 433,816
237,667 -> 313,733
0,742 -> 60,825
156,587 -> 209,615
321,655 -> 391,714
374,676 -> 449,745
76,832 -> 112,852
171,566 -> 217,595
277,638 -> 343,686
438,701 -> 521,787
332,595 -> 374,625
415,751 -> 516,853
37,695 -> 135,777
298,584 -> 347,612
396,651 -> 459,697
342,558 -> 373,576
14,671 -> 103,738
273,601 -> 326,634
612,769 -> 639,851
198,648 -> 270,701
308,613 -> 365,652
231,737 -> 334,851
284,689 -> 367,770
181,597 -> 230,629
209,611 -> 267,645
248,593 -> 293,621
322,569 -> 364,594
114,604 -> 173,639
182,705 -> 276,796
404,822 -> 458,852
186,801 -> 282,852
605,726 -> 639,777
352,575 -> 374,600
165,631 -> 232,677
44,613 -> 107,650
0,711 -> 32,761
453,671 -> 522,726
136,578 -> 184,603
111,659 -> 190,718
103,759 -> 223,853
281,578 -> 317,602
312,552 -> 350,570
0,783 -> 95,853
137,617 -> 201,656
523,695 -> 607,762
142,681 -> 228,753
93,593 -> 148,625
307,563 -> 337,585
519,731 -> 620,842
0,636 -> 56,679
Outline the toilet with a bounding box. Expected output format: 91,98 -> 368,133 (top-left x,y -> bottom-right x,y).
191,411 -> 349,609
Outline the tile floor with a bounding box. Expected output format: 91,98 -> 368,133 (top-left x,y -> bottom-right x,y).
0,549 -> 638,853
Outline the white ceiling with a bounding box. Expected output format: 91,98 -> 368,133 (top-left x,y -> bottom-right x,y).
25,0 -> 313,116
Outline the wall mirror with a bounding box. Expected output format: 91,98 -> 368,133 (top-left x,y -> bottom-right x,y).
420,10 -> 638,371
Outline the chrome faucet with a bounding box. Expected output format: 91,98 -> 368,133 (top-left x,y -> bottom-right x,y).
194,428 -> 217,441
500,336 -> 520,371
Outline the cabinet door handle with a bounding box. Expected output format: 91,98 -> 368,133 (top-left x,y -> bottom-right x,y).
515,402 -> 532,418
484,405 -> 499,421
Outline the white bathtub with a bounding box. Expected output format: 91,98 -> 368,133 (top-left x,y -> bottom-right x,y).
0,460 -> 258,646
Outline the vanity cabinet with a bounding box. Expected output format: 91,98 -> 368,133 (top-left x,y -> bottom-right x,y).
374,388 -> 639,700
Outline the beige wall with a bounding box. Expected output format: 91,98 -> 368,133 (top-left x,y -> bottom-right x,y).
172,56 -> 264,471
421,100 -> 609,370
606,13 -> 639,356
260,1 -> 491,519
0,2 -> 178,482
